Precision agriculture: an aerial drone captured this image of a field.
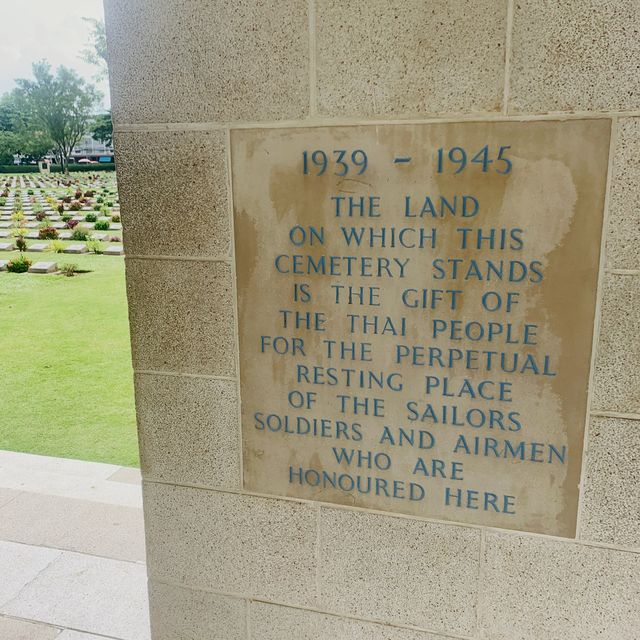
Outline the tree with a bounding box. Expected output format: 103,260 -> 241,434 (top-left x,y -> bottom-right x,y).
0,131 -> 19,165
0,92 -> 53,164
15,62 -> 101,174
80,18 -> 108,80
91,111 -> 113,147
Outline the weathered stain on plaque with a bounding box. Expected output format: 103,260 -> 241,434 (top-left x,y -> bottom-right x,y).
231,120 -> 610,537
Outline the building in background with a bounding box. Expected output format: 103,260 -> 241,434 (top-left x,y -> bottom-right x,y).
71,133 -> 114,163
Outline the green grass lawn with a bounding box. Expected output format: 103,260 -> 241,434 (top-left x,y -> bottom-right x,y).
0,251 -> 139,466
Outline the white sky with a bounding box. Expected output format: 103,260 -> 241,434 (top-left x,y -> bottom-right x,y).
0,0 -> 109,108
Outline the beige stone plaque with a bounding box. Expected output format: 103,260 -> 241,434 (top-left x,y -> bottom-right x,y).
231,119 -> 610,537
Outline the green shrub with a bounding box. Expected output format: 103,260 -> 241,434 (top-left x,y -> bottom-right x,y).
50,163 -> 115,173
84,212 -> 98,222
0,165 -> 39,174
7,255 -> 31,273
70,228 -> 89,241
86,240 -> 105,254
111,214 -> 121,223
59,262 -> 78,277
50,240 -> 65,253
94,220 -> 110,231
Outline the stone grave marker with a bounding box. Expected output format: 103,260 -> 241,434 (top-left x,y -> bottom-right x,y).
28,261 -> 57,273
64,244 -> 88,254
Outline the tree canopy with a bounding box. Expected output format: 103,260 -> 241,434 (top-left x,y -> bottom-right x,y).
80,18 -> 108,80
91,111 -> 113,147
0,92 -> 53,164
14,61 -> 101,173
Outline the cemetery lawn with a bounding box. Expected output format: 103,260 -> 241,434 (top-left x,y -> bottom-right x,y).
0,252 -> 139,466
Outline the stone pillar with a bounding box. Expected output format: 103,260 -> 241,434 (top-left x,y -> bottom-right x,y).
105,1 -> 640,638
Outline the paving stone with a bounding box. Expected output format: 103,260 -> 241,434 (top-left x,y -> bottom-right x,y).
25,232 -> 39,239
24,222 -> 38,228
28,262 -> 57,274
107,467 -> 141,485
0,491 -> 145,562
0,616 -> 60,640
58,232 -> 72,240
103,245 -> 124,255
0,451 -> 142,508
0,242 -> 14,250
0,222 -> 12,228
63,244 -> 87,254
0,540 -> 61,607
0,488 -> 21,508
0,261 -> 7,271
91,233 -> 108,240
51,222 -> 66,229
27,243 -> 49,252
0,551 -> 150,640
57,632 -> 109,640
0,231 -> 9,237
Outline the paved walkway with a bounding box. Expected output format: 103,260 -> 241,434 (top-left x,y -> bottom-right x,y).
0,451 -> 149,640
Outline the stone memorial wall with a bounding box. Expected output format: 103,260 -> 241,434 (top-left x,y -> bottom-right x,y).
105,1 -> 640,638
